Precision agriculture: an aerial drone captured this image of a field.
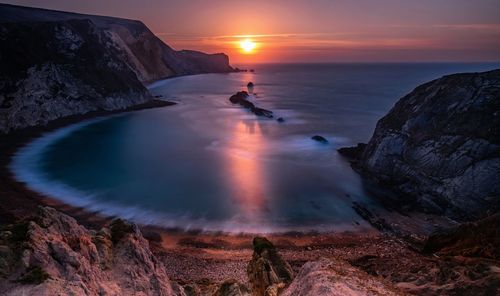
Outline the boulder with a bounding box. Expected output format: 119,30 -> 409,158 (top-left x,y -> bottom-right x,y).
247,237 -> 294,296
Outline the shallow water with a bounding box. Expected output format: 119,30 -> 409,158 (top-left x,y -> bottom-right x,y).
11,63 -> 500,233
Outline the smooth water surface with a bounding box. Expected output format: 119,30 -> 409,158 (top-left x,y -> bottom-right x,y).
12,63 -> 500,232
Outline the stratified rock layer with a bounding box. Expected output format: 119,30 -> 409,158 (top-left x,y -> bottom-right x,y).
359,70 -> 500,220
0,3 -> 234,133
0,207 -> 176,295
247,237 -> 293,296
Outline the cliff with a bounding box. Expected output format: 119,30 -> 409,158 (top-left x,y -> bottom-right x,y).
0,4 -> 234,133
342,69 -> 500,221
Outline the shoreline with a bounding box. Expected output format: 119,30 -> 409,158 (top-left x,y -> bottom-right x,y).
0,96 -> 494,293
0,99 -> 175,227
0,97 -> 397,284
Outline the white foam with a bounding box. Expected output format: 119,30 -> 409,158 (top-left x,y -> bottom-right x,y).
9,122 -> 367,233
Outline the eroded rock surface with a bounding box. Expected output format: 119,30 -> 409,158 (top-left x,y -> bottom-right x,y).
356,70 -> 500,221
247,237 -> 293,296
282,258 -> 402,296
0,3 -> 234,133
0,206 -> 176,295
423,212 -> 500,259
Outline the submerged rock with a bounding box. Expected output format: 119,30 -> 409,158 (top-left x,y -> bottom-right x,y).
356,69 -> 500,221
247,237 -> 294,296
311,135 -> 328,143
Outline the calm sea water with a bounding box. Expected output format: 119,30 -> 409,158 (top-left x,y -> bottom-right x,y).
11,63 -> 500,233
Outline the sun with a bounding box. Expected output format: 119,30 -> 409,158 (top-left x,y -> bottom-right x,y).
240,39 -> 256,53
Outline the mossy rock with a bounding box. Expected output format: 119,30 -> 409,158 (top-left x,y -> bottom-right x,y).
16,266 -> 50,285
109,219 -> 135,244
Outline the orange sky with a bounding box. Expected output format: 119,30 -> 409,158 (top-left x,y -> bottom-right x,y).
5,0 -> 500,64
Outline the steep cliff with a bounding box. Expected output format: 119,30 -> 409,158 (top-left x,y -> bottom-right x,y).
0,4 -> 234,81
351,70 -> 500,221
0,4 -> 234,133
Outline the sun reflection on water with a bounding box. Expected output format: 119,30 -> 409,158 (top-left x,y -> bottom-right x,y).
226,120 -> 268,223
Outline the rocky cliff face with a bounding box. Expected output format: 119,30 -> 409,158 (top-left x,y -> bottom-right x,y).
0,4 -> 234,133
0,207 -> 176,295
355,70 -> 500,221
0,18 -> 152,133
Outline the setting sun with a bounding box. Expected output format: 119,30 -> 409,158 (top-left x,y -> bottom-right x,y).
240,39 -> 256,53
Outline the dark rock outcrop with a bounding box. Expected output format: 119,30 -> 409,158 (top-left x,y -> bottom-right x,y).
423,213 -> 500,259
0,4 -> 234,133
355,70 -> 500,221
338,143 -> 367,160
247,237 -> 293,296
0,206 -> 177,295
311,135 -> 328,144
229,91 -> 273,118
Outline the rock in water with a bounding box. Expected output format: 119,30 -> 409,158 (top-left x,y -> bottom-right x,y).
229,92 -> 274,118
0,206 -> 176,295
338,143 -> 367,160
311,135 -> 328,143
247,82 -> 255,94
358,69 -> 500,221
229,91 -> 250,104
247,237 -> 294,296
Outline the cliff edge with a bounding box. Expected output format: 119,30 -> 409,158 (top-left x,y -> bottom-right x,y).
0,4 -> 234,133
342,69 -> 500,221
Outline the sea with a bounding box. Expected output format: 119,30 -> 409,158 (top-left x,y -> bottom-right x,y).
11,63 -> 500,233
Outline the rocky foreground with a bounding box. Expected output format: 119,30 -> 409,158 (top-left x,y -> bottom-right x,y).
0,207 -> 407,296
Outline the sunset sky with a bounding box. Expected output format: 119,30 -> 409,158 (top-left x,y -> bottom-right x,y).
4,0 -> 500,64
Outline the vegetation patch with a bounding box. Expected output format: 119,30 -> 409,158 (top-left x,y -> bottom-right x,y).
16,266 -> 50,285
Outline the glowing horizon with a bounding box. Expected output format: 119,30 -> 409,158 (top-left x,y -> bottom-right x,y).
4,0 -> 500,64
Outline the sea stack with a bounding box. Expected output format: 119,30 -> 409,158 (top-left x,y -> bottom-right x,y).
247,82 -> 255,93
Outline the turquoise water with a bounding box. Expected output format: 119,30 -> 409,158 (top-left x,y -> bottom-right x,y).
11,63 -> 500,232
